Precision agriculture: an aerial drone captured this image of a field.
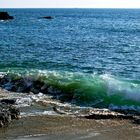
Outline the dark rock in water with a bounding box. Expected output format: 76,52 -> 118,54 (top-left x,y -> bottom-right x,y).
133,118 -> 140,124
42,16 -> 53,19
41,84 -> 49,94
8,106 -> 20,119
11,78 -> 32,93
0,12 -> 14,20
0,112 -> 10,127
80,109 -> 134,120
30,87 -> 40,94
0,74 -> 11,85
1,99 -> 16,105
58,94 -> 73,102
31,80 -> 44,94
0,74 -> 44,94
0,103 -> 20,127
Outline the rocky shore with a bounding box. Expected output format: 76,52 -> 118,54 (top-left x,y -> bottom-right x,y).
0,74 -> 140,121
0,102 -> 20,127
0,77 -> 139,139
0,73 -> 140,134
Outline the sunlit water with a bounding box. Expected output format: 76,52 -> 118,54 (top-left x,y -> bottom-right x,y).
0,9 -> 140,113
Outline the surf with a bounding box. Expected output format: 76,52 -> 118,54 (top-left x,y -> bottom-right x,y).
0,70 -> 140,111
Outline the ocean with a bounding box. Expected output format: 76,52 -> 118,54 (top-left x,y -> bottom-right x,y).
0,9 -> 140,113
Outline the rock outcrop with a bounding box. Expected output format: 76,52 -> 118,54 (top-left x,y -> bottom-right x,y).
82,109 -> 134,120
0,74 -> 50,95
0,12 -> 14,20
0,100 -> 20,127
42,16 -> 53,19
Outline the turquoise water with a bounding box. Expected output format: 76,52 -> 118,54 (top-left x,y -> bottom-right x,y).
0,9 -> 140,109
1,70 -> 140,109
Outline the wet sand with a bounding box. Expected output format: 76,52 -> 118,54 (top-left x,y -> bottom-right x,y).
0,115 -> 140,140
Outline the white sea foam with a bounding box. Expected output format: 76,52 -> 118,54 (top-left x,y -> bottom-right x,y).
16,97 -> 33,107
100,74 -> 140,102
20,110 -> 57,117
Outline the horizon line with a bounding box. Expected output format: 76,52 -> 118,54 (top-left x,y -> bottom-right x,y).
1,7 -> 140,9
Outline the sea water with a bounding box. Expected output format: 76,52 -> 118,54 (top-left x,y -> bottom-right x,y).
0,9 -> 140,112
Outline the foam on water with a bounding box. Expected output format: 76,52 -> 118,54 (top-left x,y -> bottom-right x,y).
1,70 -> 140,111
101,74 -> 140,101
16,97 -> 33,107
20,110 -> 58,117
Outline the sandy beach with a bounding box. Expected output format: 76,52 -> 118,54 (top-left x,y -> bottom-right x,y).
0,115 -> 140,140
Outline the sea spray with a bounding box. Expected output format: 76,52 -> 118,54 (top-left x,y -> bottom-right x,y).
0,70 -> 140,110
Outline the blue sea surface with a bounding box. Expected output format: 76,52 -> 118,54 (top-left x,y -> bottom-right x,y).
1,9 -> 140,108
0,9 -> 140,79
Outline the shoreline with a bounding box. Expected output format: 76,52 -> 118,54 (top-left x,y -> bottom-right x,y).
0,115 -> 140,140
0,84 -> 140,139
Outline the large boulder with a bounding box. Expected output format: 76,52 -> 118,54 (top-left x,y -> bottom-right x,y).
0,12 -> 14,20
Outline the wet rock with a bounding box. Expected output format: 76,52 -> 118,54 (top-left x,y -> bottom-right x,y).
8,106 -> 20,119
0,74 -> 33,93
0,12 -> 14,20
30,88 -> 40,94
30,80 -> 44,94
133,118 -> 140,124
41,84 -> 49,94
58,94 -> 73,102
1,99 -> 16,105
32,80 -> 44,89
47,86 -> 61,95
3,82 -> 13,90
80,109 -> 134,120
0,103 -> 20,127
0,74 -> 64,99
42,16 -> 53,19
0,74 -> 11,85
0,75 -> 45,94
14,78 -> 32,93
0,112 -> 11,127
53,106 -> 67,115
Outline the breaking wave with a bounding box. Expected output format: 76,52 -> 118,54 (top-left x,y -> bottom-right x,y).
0,70 -> 140,111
